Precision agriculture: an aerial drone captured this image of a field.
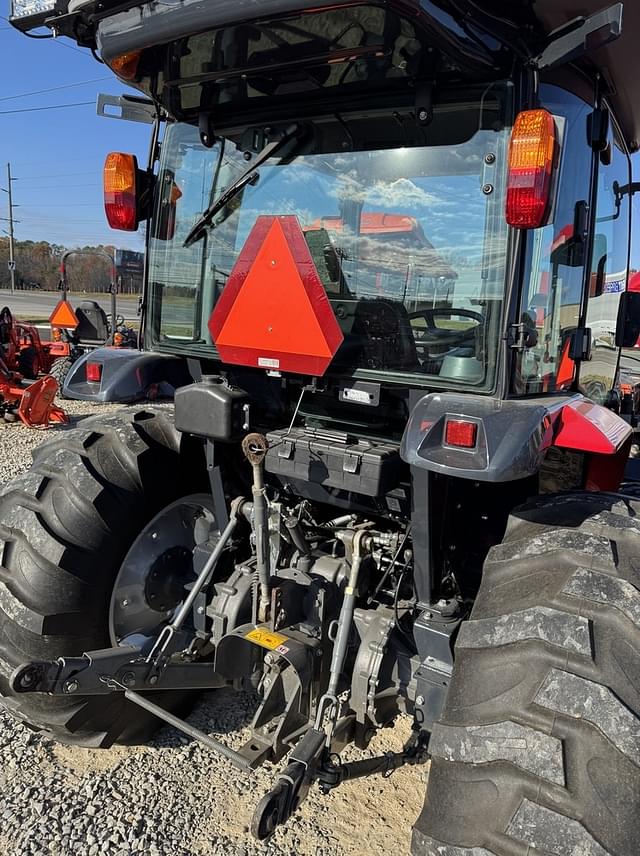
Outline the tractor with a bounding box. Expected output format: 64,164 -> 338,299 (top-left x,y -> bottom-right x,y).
5,1 -> 640,853
0,305 -> 54,379
48,248 -> 138,393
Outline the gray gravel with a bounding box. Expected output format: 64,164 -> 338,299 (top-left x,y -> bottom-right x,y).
0,400 -> 425,856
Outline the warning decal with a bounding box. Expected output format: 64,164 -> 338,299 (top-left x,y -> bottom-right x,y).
245,627 -> 289,652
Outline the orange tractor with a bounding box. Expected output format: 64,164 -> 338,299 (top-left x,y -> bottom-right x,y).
0,306 -> 54,379
0,307 -> 68,427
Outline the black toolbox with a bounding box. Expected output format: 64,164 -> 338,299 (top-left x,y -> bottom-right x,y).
265,427 -> 401,497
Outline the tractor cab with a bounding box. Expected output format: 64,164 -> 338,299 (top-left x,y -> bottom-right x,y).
43,0 -> 637,419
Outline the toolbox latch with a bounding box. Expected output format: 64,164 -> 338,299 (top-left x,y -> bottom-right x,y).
278,440 -> 294,459
343,452 -> 361,474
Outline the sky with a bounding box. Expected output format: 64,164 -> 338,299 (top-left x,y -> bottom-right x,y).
0,14 -> 148,251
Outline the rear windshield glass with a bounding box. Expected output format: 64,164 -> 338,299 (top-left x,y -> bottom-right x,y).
149,87 -> 512,389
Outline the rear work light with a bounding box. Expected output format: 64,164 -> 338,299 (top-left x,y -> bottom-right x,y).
104,153 -> 139,231
506,109 -> 557,229
445,419 -> 478,449
86,362 -> 102,383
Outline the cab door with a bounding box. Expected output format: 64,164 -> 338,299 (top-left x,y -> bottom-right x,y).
579,115 -> 632,402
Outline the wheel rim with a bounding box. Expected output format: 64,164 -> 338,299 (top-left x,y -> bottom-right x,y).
109,493 -> 219,647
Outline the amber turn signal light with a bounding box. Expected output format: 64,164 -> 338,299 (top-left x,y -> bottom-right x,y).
506,109 -> 556,229
104,152 -> 139,231
107,51 -> 141,81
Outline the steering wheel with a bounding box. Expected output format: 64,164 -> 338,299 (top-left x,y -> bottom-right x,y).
408,307 -> 484,368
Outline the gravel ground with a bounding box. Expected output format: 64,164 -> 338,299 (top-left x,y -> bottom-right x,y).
0,399 -> 426,856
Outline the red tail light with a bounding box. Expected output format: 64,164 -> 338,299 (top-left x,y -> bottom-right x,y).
104,152 -> 139,231
445,419 -> 478,449
86,362 -> 102,383
506,109 -> 556,229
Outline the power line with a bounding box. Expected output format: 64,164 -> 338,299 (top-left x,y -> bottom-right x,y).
17,172 -> 99,180
18,183 -> 101,190
21,203 -> 101,208
0,77 -> 110,103
0,100 -> 94,115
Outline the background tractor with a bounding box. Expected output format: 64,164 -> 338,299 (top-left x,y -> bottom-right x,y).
4,1 -> 640,854
0,304 -> 53,379
48,248 -> 138,393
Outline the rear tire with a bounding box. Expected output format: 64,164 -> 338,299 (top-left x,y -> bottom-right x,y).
0,408 -> 204,747
413,492 -> 640,856
49,356 -> 74,397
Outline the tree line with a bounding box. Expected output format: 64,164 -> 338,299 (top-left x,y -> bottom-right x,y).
0,238 -> 140,293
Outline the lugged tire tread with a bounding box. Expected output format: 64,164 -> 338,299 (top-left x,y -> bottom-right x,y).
0,407 -> 194,747
413,492 -> 640,856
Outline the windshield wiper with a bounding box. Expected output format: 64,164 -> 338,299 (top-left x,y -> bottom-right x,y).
183,123 -> 303,248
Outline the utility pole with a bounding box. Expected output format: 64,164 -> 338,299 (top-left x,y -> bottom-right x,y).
1,163 -> 18,294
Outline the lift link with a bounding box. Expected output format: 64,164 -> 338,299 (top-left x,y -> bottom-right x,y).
242,433 -> 272,622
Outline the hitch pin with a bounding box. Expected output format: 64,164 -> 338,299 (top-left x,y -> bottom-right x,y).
146,514 -> 239,665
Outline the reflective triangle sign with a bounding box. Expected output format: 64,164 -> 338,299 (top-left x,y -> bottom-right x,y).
49,299 -> 79,329
209,216 -> 343,375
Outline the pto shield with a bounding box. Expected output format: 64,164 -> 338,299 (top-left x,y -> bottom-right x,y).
209,216 -> 343,375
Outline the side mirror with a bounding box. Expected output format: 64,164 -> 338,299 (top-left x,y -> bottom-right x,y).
151,169 -> 182,241
615,290 -> 640,348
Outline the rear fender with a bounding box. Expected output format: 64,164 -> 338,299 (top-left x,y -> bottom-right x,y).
62,347 -> 191,402
401,393 -> 632,489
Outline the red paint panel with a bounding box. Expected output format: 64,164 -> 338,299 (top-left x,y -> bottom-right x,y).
555,339 -> 575,389
209,216 -> 343,375
553,399 -> 632,455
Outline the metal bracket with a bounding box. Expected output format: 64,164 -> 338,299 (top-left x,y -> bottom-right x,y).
532,3 -> 623,71
97,94 -> 158,125
509,321 -> 537,352
412,602 -> 464,730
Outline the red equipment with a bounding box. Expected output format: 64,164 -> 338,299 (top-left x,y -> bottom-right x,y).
0,357 -> 67,428
0,306 -> 54,379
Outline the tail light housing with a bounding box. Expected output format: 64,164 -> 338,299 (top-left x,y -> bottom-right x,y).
86,362 -> 102,383
104,153 -> 139,231
51,327 -> 62,341
506,109 -> 557,228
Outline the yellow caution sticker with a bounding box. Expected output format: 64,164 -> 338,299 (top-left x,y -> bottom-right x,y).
245,627 -> 289,653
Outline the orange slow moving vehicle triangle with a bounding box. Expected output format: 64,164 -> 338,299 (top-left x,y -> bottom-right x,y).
209,216 -> 344,375
49,299 -> 79,329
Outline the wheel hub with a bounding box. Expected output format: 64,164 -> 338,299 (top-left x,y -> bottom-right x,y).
109,494 -> 219,646
144,545 -> 193,613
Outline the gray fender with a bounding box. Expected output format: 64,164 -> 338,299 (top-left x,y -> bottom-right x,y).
62,347 -> 191,402
401,392 -> 570,482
